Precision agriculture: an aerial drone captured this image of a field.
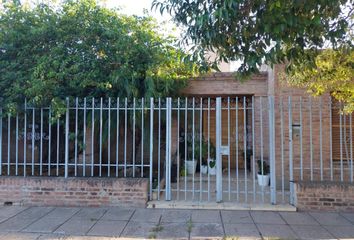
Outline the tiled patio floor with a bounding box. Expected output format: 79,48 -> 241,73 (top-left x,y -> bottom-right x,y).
0,206 -> 353,239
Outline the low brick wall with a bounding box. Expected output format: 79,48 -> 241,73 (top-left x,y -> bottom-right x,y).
0,176 -> 148,207
295,181 -> 354,212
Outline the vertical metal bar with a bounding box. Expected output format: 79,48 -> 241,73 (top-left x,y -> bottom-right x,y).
141,98 -> 144,178
23,101 -> 26,177
83,98 -> 86,177
15,113 -> 19,175
200,97 -> 203,201
108,97 -> 111,177
91,97 -> 95,177
227,97 -> 231,201
269,96 -> 277,204
64,98 -> 69,178
350,112 -> 353,182
0,108 -> 2,175
330,97 -> 333,181
184,97 -> 188,200
168,98 -> 172,200
31,108 -> 35,175
235,97 -> 239,201
132,98 -> 136,177
48,107 -> 51,176
7,114 -> 10,175
165,98 -> 170,200
124,98 -> 127,177
288,96 -> 294,205
268,96 -> 277,204
56,118 -> 59,176
157,98 -> 161,200
215,97 -> 222,202
299,97 -> 303,181
243,97 -> 247,203
99,98 -> 103,177
340,104 -> 343,181
251,96 -> 256,203
116,98 -> 120,177
207,98 -> 211,201
177,98 -> 180,200
344,114 -> 349,177
74,98 -> 78,177
40,109 -> 43,175
309,96 -> 313,181
32,107 -> 36,176
280,98 -> 285,202
260,97 -> 264,202
319,96 -> 323,180
165,98 -> 172,201
192,97 -> 195,200
149,98 -> 154,200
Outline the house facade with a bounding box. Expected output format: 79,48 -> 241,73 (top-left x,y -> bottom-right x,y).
0,64 -> 353,211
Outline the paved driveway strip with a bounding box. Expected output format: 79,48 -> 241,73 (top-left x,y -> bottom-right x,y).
0,206 -> 352,239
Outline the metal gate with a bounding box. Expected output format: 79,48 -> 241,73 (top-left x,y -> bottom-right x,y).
155,96 -> 279,205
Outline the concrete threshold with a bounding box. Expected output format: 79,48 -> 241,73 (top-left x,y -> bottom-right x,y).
147,200 -> 297,212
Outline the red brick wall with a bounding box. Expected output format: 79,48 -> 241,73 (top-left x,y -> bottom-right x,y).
0,176 -> 148,207
182,72 -> 268,96
295,181 -> 354,212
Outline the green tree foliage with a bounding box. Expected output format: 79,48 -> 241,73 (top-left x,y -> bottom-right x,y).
285,47 -> 354,113
0,0 -> 200,115
153,0 -> 352,76
153,0 -> 353,110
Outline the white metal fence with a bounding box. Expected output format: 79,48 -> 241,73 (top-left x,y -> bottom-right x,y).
0,96 -> 353,205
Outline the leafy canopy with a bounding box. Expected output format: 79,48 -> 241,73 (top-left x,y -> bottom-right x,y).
0,0 -> 200,115
153,0 -> 353,110
153,0 -> 352,76
285,47 -> 354,113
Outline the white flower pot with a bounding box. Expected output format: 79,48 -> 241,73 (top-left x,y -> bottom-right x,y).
208,166 -> 216,175
257,174 -> 270,186
208,158 -> 216,175
201,165 -> 208,174
186,160 -> 197,175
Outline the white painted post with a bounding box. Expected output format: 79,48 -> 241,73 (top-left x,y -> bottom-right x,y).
216,97 -> 223,203
64,98 -> 69,178
165,98 -> 172,201
288,97 -> 294,205
149,98 -> 154,200
268,96 -> 277,204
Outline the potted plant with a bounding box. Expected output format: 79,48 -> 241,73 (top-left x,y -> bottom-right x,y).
180,131 -> 197,175
207,142 -> 216,175
185,151 -> 198,175
208,158 -> 216,175
185,134 -> 207,175
185,161 -> 197,174
200,159 -> 208,174
257,160 -> 270,186
185,147 -> 198,175
185,135 -> 217,175
180,166 -> 187,177
195,138 -> 217,175
199,139 -> 211,175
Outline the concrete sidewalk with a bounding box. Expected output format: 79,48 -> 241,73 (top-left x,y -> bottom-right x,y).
0,206 -> 353,239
